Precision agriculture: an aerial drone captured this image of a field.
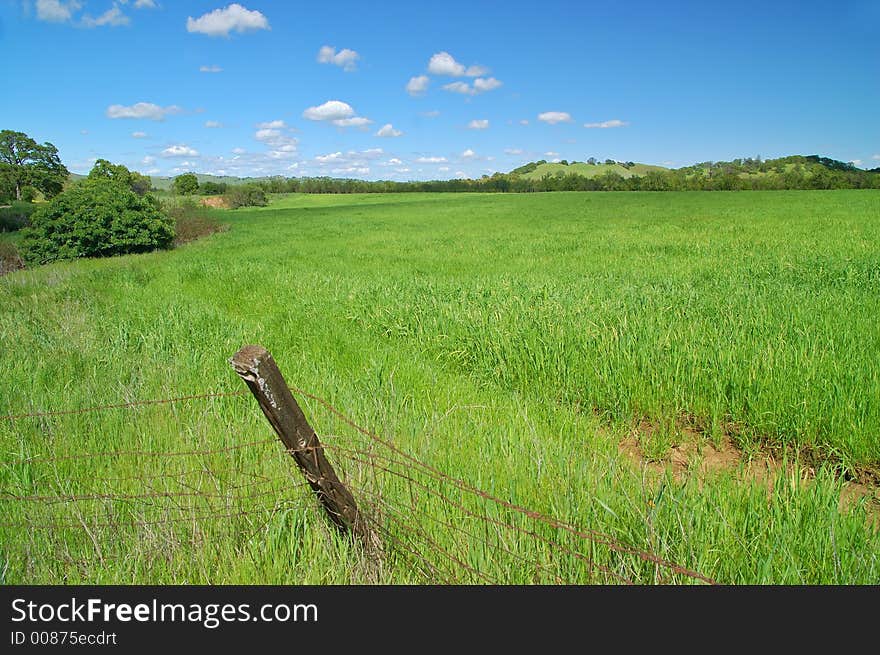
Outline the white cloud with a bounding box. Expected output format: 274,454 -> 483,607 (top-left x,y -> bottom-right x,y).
465,64 -> 489,77
205,120 -> 223,128
421,110 -> 440,118
161,145 -> 200,158
427,52 -> 489,77
442,81 -> 471,95
428,51 -> 466,76
333,117 -> 373,128
467,119 -> 489,130
253,124 -> 298,157
317,46 -> 360,72
442,77 -> 502,95
315,151 -> 344,163
386,158 -> 403,165
584,119 -> 629,129
473,77 -> 502,93
142,155 -> 156,165
416,156 -> 447,163
232,147 -> 246,154
538,111 -> 573,125
256,119 -> 286,129
131,131 -> 148,138
36,0 -> 80,22
504,148 -> 523,155
376,124 -> 403,137
519,119 -> 529,125
133,0 -> 157,7
302,100 -> 355,121
545,151 -> 559,157
872,154 -> 880,160
311,149 -> 384,176
200,65 -> 223,73
461,149 -> 476,159
106,102 -> 183,121
406,75 -> 429,96
438,166 -> 450,172
82,5 -> 129,27
303,101 -> 370,128
186,3 -> 270,37
455,171 -> 467,178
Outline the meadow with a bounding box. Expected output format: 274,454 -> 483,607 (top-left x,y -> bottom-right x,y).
1,190 -> 878,584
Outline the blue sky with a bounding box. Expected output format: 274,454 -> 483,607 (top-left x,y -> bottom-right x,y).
1,0 -> 878,180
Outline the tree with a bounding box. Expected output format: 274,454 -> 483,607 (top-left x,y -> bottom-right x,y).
19,172 -> 174,265
0,130 -> 69,201
200,181 -> 228,195
225,183 -> 268,208
172,173 -> 199,195
88,159 -> 152,196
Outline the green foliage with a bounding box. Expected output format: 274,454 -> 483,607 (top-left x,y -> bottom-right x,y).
133,153 -> 880,199
0,130 -> 69,201
0,200 -> 37,232
88,159 -> 152,196
225,183 -> 268,208
199,181 -> 228,195
172,173 -> 199,195
19,176 -> 174,265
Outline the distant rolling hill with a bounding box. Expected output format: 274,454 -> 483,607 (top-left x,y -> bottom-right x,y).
147,173 -> 272,191
512,161 -> 669,180
68,171 -> 263,191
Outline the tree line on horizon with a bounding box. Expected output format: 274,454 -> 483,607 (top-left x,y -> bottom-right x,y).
240,155 -> 880,194
3,127 -> 879,209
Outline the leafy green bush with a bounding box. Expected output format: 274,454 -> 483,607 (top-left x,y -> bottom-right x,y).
225,184 -> 268,209
172,173 -> 199,195
19,177 -> 175,265
199,181 -> 228,195
0,201 -> 37,232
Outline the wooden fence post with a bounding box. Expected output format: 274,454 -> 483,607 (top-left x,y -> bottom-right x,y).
230,345 -> 380,553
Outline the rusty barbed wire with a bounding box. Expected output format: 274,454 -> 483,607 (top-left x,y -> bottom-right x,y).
2,385 -> 716,584
0,390 -> 250,422
292,386 -> 718,584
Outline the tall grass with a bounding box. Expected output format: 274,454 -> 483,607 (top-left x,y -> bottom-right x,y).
1,191 -> 878,584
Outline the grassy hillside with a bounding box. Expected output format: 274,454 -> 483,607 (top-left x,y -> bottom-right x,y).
148,173 -> 273,191
517,161 -> 668,180
3,191 -> 879,584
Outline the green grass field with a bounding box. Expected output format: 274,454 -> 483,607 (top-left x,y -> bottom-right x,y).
2,190 -> 879,584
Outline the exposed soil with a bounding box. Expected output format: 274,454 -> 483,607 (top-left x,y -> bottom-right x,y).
200,196 -> 230,209
618,420 -> 879,529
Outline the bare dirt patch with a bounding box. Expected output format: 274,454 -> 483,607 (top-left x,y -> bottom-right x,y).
199,196 -> 230,209
618,421 -> 879,529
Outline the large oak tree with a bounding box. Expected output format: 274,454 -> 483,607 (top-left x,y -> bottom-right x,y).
0,130 -> 69,201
